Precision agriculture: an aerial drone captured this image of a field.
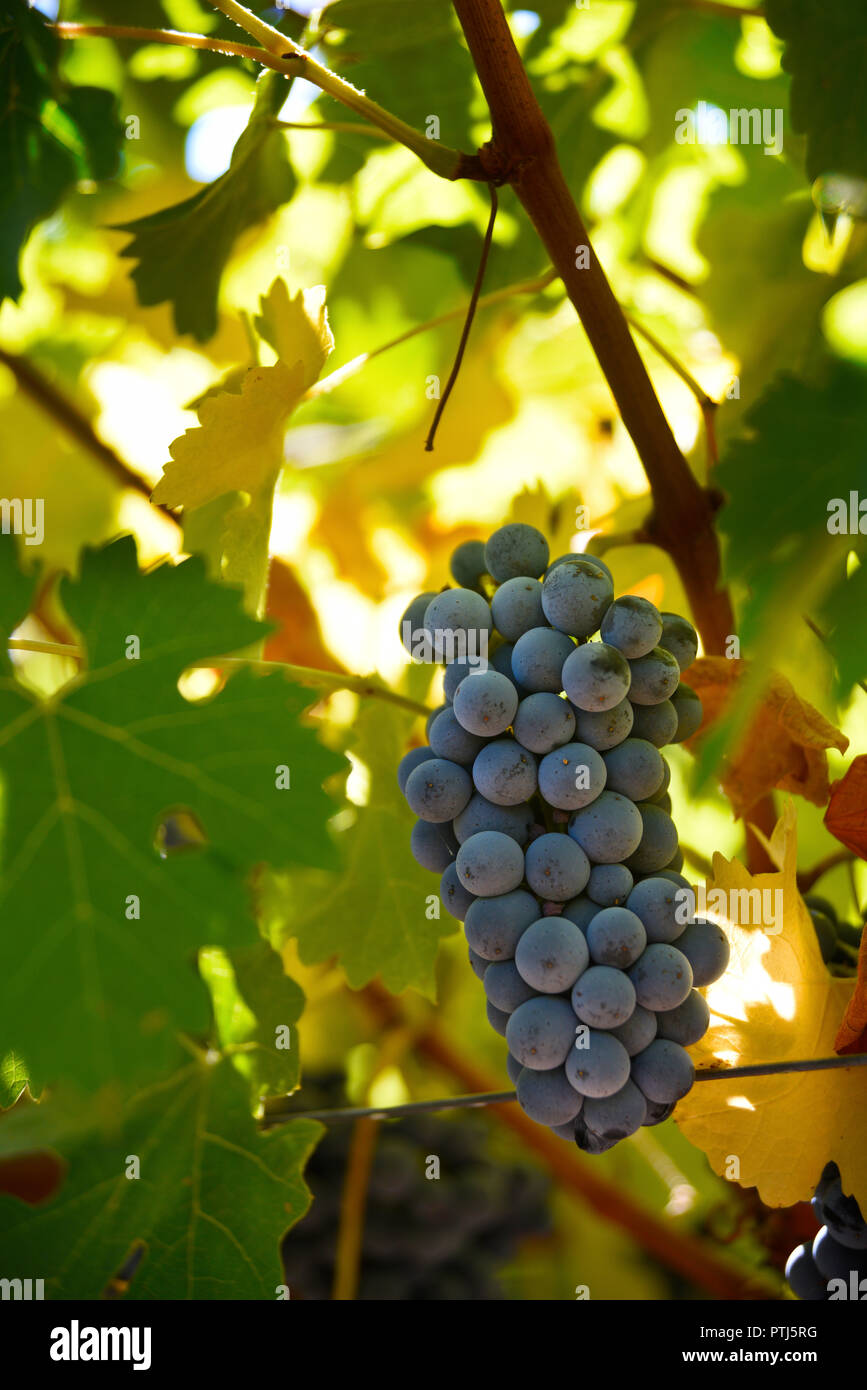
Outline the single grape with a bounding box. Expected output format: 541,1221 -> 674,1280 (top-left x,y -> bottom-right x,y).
624,804 -> 679,874
450,539 -> 488,590
440,862 -> 475,920
642,1098 -> 676,1126
600,596 -> 663,659
629,699 -> 678,747
665,845 -> 684,872
472,739 -> 538,806
506,996 -> 577,1070
405,757 -> 472,822
516,1066 -> 585,1126
524,832 -> 591,901
571,697 -> 634,751
669,683 -> 703,743
515,916 -> 590,993
537,741 -> 607,811
485,523 -> 549,582
813,1162 -> 867,1250
586,906 -> 647,968
453,669 -> 519,737
547,551 -> 612,583
609,1003 -> 657,1056
453,793 -> 534,846
562,642 -> 632,712
512,692 -> 576,755
785,1243 -> 828,1301
491,576 -> 545,641
468,947 -> 489,981
644,757 -> 671,804
511,626 -> 575,693
410,818 -> 458,872
586,862 -> 633,906
541,559 -> 614,637
628,943 -> 693,1011
565,1029 -> 631,1098
464,889 -> 540,960
428,708 -> 488,765
812,1226 -> 867,1281
423,588 -> 493,663
653,792 -> 672,815
549,1118 -> 579,1142
626,876 -> 689,943
560,895 -> 599,933
484,959 -> 539,1013
400,591 -> 437,654
443,657 -> 474,702
486,999 -> 511,1038
675,919 -> 730,987
601,738 -> 664,803
490,641 -> 522,685
425,703 -> 449,738
654,870 -> 691,890
583,1079 -> 647,1143
572,1116 -> 620,1154
456,830 -> 525,897
627,647 -> 681,705
567,791 -> 643,863
659,612 -> 698,673
803,894 -> 838,922
631,1038 -> 695,1104
398,745 -> 436,793
571,965 -> 636,1028
655,989 -> 709,1046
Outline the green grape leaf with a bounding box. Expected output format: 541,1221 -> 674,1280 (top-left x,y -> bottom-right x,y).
0,3 -> 121,301
0,1052 -> 320,1299
0,1051 -> 29,1109
263,702 -> 454,998
0,537 -> 39,674
765,0 -> 867,182
116,71 -> 295,340
0,537 -> 344,1090
200,942 -> 303,1104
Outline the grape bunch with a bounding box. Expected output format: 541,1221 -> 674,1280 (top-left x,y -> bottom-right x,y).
802,893 -> 864,969
786,1162 -> 867,1300
281,1077 -> 550,1300
398,523 -> 729,1152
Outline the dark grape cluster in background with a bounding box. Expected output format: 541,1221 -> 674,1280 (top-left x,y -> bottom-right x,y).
398,524 -> 730,1153
281,1077 -> 550,1300
786,1162 -> 867,1300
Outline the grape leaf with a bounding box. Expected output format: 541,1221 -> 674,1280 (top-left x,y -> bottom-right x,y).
0,1052 -> 320,1299
116,71 -> 294,341
675,801 -> 867,1210
765,0 -> 867,181
200,941 -> 303,1103
835,928 -> 867,1055
0,3 -> 121,301
824,755 -> 867,862
0,1051 -> 29,1110
0,537 -> 344,1090
0,537 -> 39,674
262,703 -> 454,998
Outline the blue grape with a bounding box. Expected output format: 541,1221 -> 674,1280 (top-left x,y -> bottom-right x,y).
440,862 -> 475,920
669,683 -> 703,742
506,1051 -> 524,1085
453,793 -> 534,846
654,869 -> 691,890
567,791 -> 643,863
628,943 -> 692,1010
565,1029 -> 631,1098
541,559 -> 613,637
813,1227 -> 867,1281
655,989 -> 709,1046
609,1003 -> 657,1056
506,996 -> 577,1070
571,966 -> 636,1028
464,889 -> 540,960
627,647 -> 680,705
428,708 -> 488,765
486,999 -> 511,1037
453,670 -> 518,736
511,626 -> 575,693
468,947 -> 489,981
456,830 -> 525,896
631,1038 -> 695,1103
624,804 -> 679,874
524,832 -> 590,901
515,916 -> 590,993
562,642 -> 631,712
423,588 -> 493,661
644,757 -> 671,804
491,577 -> 545,640
602,738 -> 664,801
485,523 -> 549,582
809,909 -> 837,963
586,907 -> 647,968
405,757 -> 472,822
785,1243 -> 828,1301
547,552 -> 612,583
537,741 -> 607,812
675,919 -> 730,986
572,698 -> 634,751
410,818 -> 458,872
398,744 -> 436,793
550,1118 -> 579,1141
626,876 -> 689,943
813,1164 -> 867,1251
583,1079 -> 647,1142
572,1117 -> 620,1153
450,539 -> 488,590
666,846 -> 684,871
659,612 -> 698,673
443,657 -> 474,702
484,959 -> 538,1013
490,641 -> 519,682
516,1066 -> 584,1126
586,862 -> 633,906
400,591 -> 436,654
629,699 -> 678,747
642,1098 -> 676,1126
560,895 -> 599,933
600,596 -> 663,659
425,703 -> 448,738
513,692 -> 576,754
472,739 -> 538,805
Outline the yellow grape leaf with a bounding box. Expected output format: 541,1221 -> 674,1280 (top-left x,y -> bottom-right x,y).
675,800 -> 867,1210
509,482 -> 579,561
255,280 -> 333,386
